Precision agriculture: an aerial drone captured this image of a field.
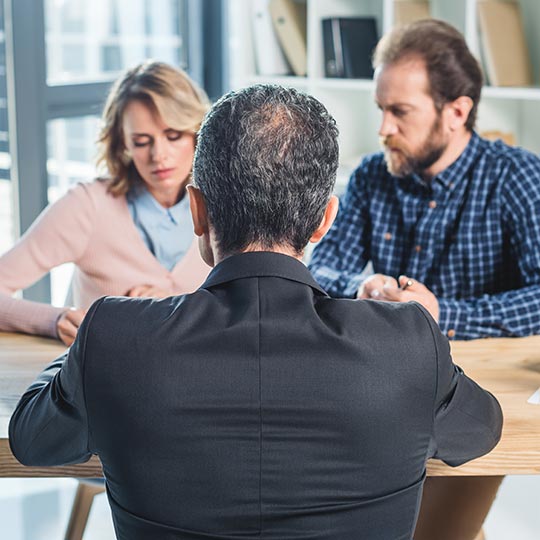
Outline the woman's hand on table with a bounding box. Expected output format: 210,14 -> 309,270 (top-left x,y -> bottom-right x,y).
56,308 -> 87,346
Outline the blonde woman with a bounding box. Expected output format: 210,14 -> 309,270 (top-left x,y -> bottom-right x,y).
0,61 -> 211,345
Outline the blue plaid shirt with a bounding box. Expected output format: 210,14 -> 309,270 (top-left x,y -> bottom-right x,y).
309,132 -> 540,340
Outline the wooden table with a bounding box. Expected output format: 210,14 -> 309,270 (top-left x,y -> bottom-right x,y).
428,337 -> 540,476
1,332 -> 540,478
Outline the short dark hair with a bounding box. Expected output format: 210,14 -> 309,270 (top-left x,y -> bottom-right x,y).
373,19 -> 483,130
192,84 -> 339,257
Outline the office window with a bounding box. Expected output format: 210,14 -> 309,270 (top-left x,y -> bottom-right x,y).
47,115 -> 100,201
45,0 -> 188,84
3,0 -> 223,307
44,0 -> 189,205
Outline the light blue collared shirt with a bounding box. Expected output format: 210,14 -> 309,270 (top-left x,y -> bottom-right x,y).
127,185 -> 193,271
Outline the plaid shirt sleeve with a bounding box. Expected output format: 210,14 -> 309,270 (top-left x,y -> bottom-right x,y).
309,161 -> 372,298
438,151 -> 540,339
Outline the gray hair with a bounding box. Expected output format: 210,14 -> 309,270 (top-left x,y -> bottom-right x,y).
193,84 -> 339,257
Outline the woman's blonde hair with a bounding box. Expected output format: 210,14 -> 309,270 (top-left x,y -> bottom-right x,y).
96,60 -> 210,196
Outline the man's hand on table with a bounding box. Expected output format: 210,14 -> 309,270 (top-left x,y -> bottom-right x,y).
357,273 -> 440,322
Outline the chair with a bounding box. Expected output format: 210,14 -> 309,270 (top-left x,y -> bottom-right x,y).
64,479 -> 106,540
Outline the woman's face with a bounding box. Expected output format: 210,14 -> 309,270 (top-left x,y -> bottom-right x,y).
122,99 -> 195,207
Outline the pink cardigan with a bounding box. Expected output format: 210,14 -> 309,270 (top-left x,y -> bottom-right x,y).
0,180 -> 211,338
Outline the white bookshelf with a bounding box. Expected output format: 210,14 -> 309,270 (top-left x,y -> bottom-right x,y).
227,0 -> 540,190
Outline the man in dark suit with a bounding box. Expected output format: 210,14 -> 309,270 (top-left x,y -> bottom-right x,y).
9,84 -> 502,540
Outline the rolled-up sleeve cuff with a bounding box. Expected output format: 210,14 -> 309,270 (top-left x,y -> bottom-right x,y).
437,298 -> 472,340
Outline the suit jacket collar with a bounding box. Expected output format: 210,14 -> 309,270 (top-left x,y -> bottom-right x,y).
200,251 -> 328,296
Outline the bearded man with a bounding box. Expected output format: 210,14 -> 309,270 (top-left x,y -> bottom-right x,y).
309,18 -> 540,540
310,19 -> 540,342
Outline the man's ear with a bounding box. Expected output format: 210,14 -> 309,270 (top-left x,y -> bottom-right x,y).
187,184 -> 209,237
187,184 -> 217,267
445,96 -> 473,131
310,195 -> 339,243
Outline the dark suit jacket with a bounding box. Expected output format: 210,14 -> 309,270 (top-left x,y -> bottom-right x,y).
9,252 -> 502,540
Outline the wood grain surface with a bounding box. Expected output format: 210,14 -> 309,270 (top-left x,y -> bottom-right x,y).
1,332 -> 539,478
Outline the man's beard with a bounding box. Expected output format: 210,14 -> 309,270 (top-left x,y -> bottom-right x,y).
383,115 -> 447,178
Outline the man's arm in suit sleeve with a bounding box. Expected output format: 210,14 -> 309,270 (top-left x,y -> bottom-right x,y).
8,297 -> 105,466
415,304 -> 503,467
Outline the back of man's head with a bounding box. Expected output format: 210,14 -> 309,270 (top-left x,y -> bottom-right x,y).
192,84 -> 339,257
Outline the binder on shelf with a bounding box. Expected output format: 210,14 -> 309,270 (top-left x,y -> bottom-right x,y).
268,0 -> 307,77
252,0 -> 291,76
393,0 -> 430,27
322,17 -> 378,79
477,0 -> 532,87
